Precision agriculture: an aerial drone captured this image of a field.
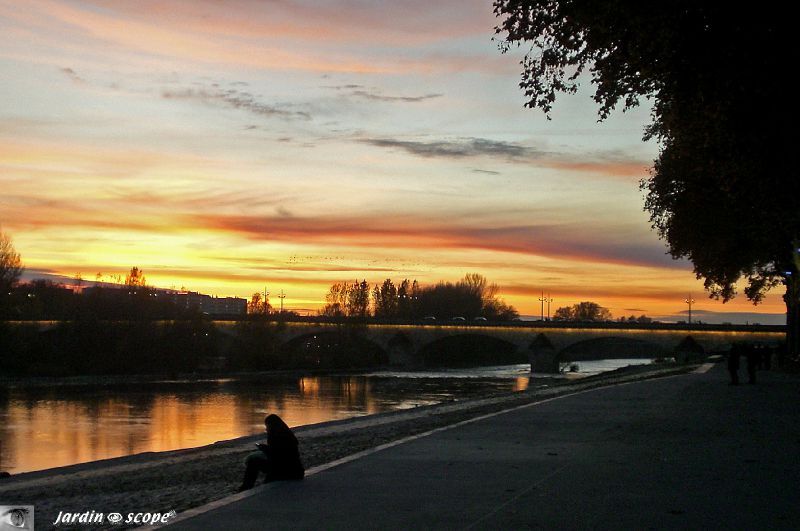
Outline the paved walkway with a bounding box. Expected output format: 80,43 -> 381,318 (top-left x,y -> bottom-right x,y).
167,365 -> 800,530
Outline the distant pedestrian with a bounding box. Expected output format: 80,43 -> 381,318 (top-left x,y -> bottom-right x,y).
238,414 -> 305,492
745,344 -> 758,384
727,344 -> 741,385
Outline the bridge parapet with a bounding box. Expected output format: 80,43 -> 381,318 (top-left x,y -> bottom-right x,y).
233,322 -> 784,370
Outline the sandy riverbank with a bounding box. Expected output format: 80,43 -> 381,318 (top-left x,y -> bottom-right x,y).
0,362 -> 699,530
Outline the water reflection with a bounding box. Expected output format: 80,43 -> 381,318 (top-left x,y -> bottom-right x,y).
0,370 -> 532,474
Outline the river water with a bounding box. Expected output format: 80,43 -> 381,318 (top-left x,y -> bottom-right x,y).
0,360 -> 652,474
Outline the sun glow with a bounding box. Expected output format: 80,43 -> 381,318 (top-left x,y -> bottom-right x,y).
0,0 -> 786,323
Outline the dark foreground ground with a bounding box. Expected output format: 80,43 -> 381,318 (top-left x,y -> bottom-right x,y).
0,363 -> 686,530
168,363 -> 800,530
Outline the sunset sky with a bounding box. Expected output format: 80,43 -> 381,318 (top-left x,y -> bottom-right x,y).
0,0 -> 786,323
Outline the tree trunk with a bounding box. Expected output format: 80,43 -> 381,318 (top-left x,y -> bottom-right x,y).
785,279 -> 799,361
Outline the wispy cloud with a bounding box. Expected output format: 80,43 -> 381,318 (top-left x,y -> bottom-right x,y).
351,89 -> 443,103
60,66 -> 86,84
503,284 -> 685,302
359,136 -> 651,177
472,169 -> 501,175
162,87 -> 311,120
192,212 -> 681,270
322,85 -> 444,103
4,0 -> 508,75
359,137 -> 536,160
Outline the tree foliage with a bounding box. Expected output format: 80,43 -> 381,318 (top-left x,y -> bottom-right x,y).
0,230 -> 23,314
320,280 -> 370,318
553,301 -> 611,322
124,266 -> 146,288
494,2 -> 797,351
247,291 -> 271,315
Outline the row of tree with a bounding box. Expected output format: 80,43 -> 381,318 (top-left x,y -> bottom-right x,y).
319,274 -> 519,321
549,301 -> 653,323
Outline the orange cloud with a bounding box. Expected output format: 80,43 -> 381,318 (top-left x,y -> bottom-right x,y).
193,213 -> 679,270
8,0 -> 511,75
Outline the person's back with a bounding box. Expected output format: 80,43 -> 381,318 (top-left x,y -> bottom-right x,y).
262,419 -> 304,480
239,414 -> 304,491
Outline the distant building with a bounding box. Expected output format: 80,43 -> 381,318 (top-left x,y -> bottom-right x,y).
170,291 -> 247,316
80,284 -> 247,317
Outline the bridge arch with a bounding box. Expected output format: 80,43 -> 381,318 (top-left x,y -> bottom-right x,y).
417,333 -> 525,368
281,331 -> 387,369
557,336 -> 668,362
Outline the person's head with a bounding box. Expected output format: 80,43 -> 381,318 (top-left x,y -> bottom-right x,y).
265,414 -> 283,433
264,414 -> 294,444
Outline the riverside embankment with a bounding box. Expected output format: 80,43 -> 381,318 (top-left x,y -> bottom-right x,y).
169,361 -> 800,530
0,363 -> 694,530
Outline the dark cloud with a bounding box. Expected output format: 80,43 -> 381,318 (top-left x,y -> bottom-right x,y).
276,206 -> 293,218
350,90 -> 443,103
162,87 -> 311,120
322,84 -> 365,90
472,169 -> 501,175
359,137 -> 537,160
323,85 -> 442,103
60,67 -> 86,84
359,136 -> 651,178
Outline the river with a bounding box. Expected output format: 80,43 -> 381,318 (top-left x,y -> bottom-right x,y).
0,359 -> 652,474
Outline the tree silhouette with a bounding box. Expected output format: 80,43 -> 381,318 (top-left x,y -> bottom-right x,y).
553,301 -> 611,322
373,278 -> 399,318
494,2 -> 797,354
124,266 -> 146,288
0,230 -> 23,317
248,292 -> 270,315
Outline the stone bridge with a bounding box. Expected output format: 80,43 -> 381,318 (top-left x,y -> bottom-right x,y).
217,321 -> 784,373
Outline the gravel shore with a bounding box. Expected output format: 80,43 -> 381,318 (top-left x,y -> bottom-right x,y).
0,363 -> 697,529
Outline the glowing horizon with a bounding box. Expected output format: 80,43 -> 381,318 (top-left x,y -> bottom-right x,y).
0,0 -> 787,323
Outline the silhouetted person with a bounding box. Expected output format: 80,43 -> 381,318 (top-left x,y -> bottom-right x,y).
745,344 -> 759,384
238,414 -> 304,492
727,344 -> 741,385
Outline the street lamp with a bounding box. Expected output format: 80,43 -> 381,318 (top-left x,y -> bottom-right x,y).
684,294 -> 695,325
277,289 -> 286,313
546,293 -> 554,321
538,291 -> 546,321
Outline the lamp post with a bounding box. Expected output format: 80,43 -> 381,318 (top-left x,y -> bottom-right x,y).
538,291 -> 546,321
277,290 -> 286,313
263,286 -> 270,315
546,293 -> 554,321
684,294 -> 695,325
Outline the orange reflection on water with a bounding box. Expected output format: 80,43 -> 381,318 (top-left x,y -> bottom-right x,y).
0,393 -> 259,474
513,377 -> 530,392
0,374 -> 528,474
298,377 -> 320,397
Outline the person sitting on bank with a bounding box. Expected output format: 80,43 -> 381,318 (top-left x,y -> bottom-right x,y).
238,414 -> 305,492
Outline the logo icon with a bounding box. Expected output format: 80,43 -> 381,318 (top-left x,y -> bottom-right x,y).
0,505 -> 34,530
107,513 -> 123,524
